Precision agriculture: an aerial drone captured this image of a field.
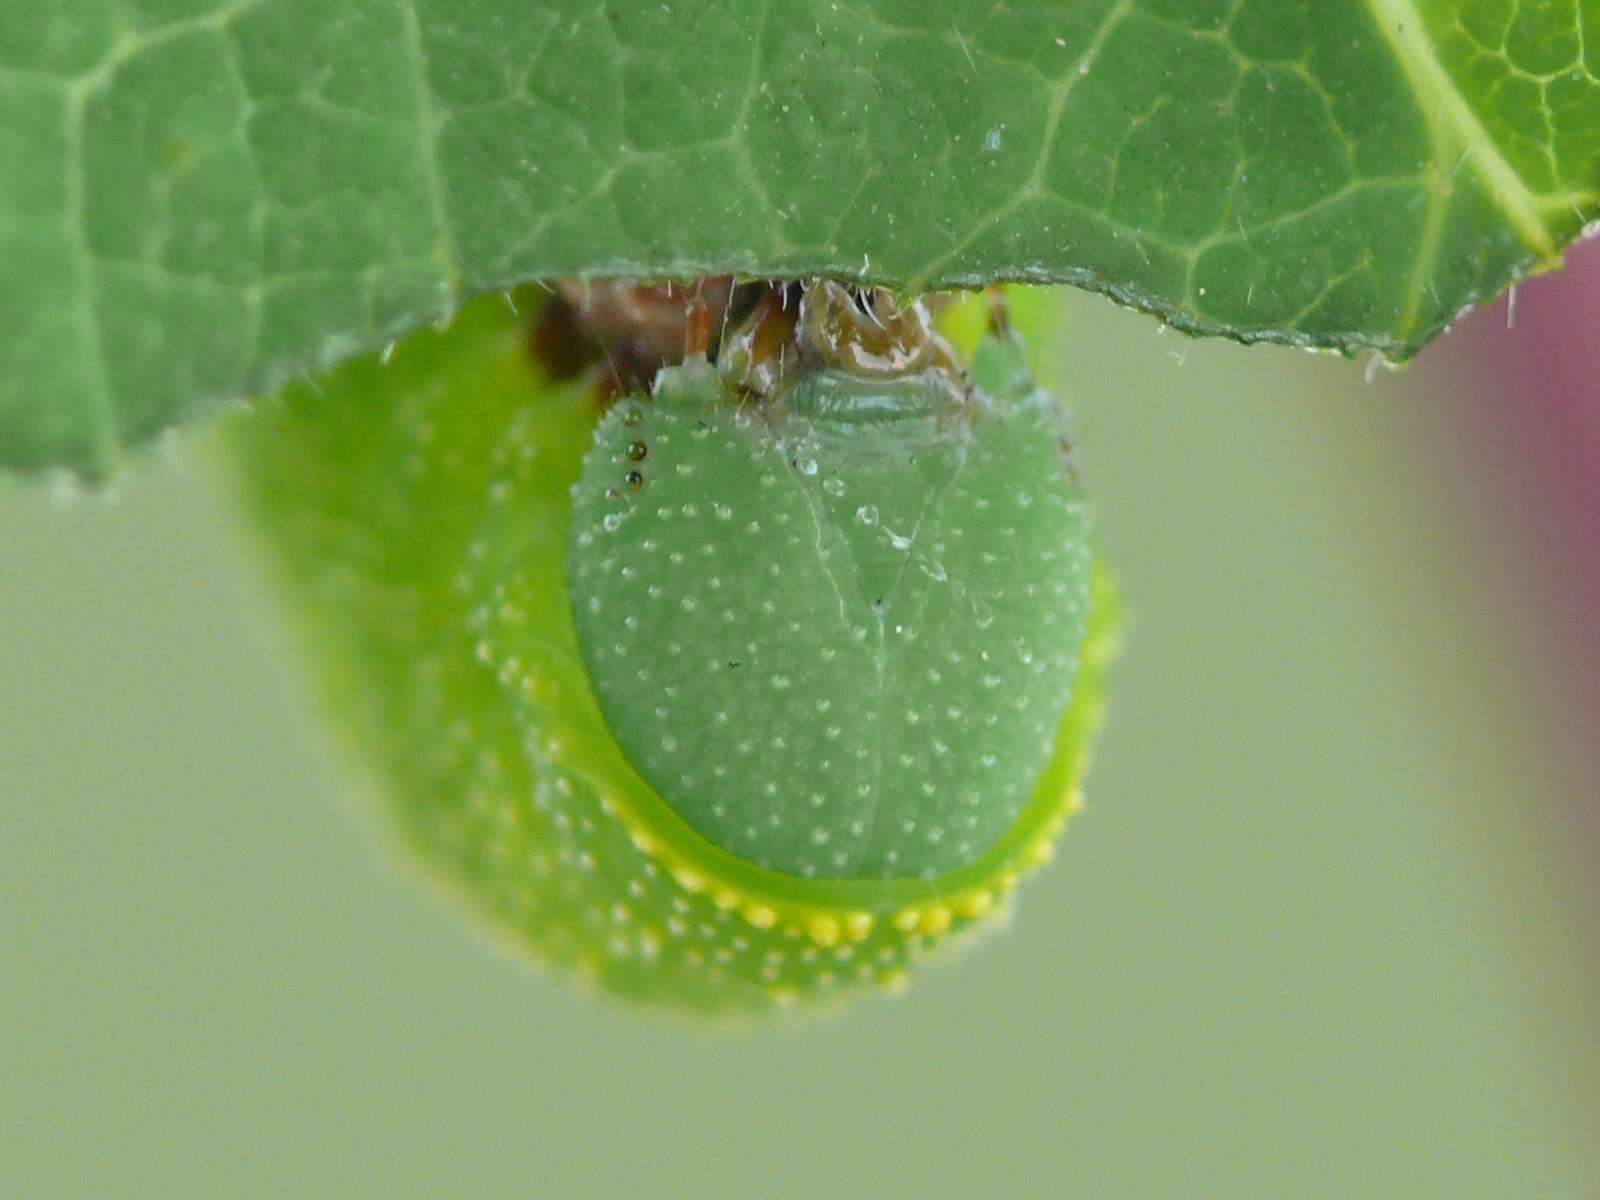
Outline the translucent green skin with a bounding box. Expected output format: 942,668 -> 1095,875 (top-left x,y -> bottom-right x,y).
226,289 -> 1117,1013
569,339 -> 1090,879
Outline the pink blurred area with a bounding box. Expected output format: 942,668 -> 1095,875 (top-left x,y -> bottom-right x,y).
1417,235 -> 1600,880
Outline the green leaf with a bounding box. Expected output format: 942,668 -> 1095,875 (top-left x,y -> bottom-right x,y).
4,0 -> 1597,474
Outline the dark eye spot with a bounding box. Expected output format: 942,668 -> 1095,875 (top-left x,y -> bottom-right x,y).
625,470 -> 644,491
626,440 -> 648,462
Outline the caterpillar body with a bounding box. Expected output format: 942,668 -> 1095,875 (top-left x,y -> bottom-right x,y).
229,281 -> 1118,1013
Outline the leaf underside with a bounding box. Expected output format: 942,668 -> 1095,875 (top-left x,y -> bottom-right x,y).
3,0 -> 1597,474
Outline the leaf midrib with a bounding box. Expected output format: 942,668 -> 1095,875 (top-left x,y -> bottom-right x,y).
1366,0 -> 1557,260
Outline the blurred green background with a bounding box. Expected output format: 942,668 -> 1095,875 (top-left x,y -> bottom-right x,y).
4,291 -> 1598,1198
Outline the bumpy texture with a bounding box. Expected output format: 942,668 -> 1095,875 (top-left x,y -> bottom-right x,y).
569,338 -> 1090,879
226,287 -> 1117,1013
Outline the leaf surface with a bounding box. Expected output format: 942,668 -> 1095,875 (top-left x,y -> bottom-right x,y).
3,0 -> 1596,472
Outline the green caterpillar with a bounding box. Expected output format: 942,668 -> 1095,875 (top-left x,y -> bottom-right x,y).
227,281 -> 1118,1013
